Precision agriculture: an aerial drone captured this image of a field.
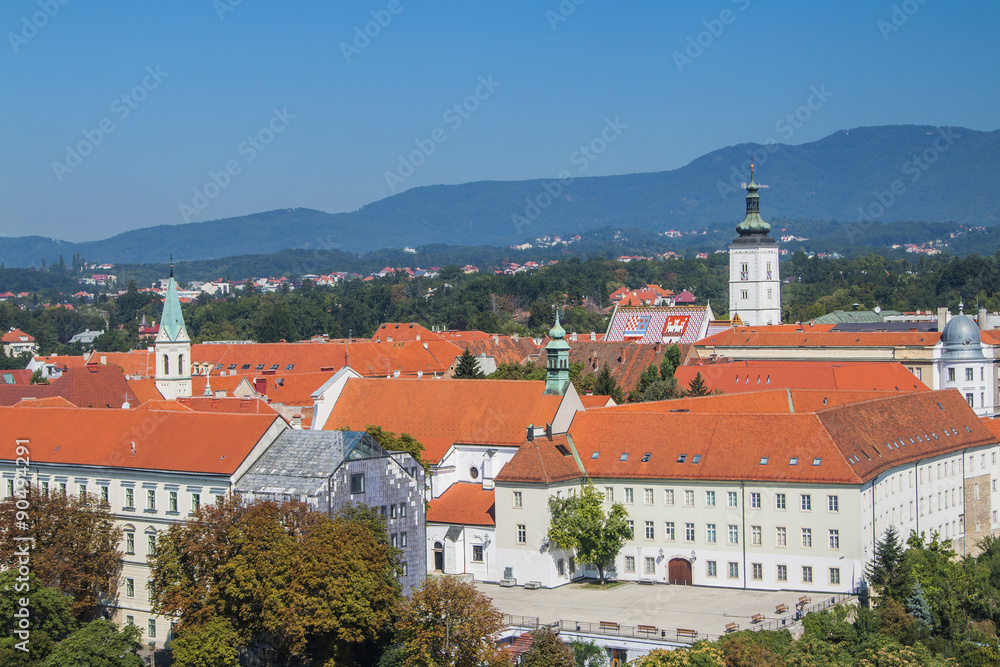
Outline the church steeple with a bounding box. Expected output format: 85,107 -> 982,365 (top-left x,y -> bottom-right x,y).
155,261 -> 192,399
543,307 -> 571,395
735,161 -> 771,238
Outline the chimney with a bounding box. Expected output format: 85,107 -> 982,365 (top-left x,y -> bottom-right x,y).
291,413 -> 302,429
979,307 -> 988,332
571,332 -> 577,342
590,331 -> 597,341
492,334 -> 499,345
937,307 -> 949,332
512,333 -> 519,342
526,424 -> 534,442
254,378 -> 267,395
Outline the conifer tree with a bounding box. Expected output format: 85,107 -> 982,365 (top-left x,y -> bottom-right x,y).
454,347 -> 484,378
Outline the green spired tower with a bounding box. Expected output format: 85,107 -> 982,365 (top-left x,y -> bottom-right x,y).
544,308 -> 571,395
154,259 -> 192,399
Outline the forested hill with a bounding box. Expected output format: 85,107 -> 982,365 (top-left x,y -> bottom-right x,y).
1,125 -> 997,268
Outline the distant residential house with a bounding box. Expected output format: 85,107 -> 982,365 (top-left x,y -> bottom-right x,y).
2,328 -> 37,356
461,265 -> 479,274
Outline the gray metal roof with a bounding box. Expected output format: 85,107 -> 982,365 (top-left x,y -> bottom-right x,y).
235,430 -> 384,496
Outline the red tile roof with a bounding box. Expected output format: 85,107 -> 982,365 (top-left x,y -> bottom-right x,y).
0,365 -> 137,409
372,323 -> 444,342
567,390 -> 991,485
579,395 -> 616,409
176,396 -> 278,415
600,388 -> 913,415
494,436 -> 584,484
674,361 -> 928,394
2,328 -> 34,343
15,396 -> 77,408
696,328 -> 940,348
0,406 -> 281,474
427,483 -> 496,526
323,378 -> 565,463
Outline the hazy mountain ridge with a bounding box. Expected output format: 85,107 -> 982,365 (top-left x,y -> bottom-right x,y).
1,125 -> 997,268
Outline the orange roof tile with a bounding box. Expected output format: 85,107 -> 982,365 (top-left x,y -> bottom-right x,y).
600,388 -> 912,415
0,406 -> 281,474
579,395 -> 616,409
427,483 -> 496,526
323,378 -> 565,463
176,396 -> 278,415
15,396 -> 77,408
0,365 -> 137,409
696,328 -> 940,348
494,436 -> 584,484
371,323 -> 444,342
674,361 -> 928,394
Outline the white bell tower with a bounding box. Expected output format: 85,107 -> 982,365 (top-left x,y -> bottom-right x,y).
154,261 -> 192,399
728,164 -> 781,326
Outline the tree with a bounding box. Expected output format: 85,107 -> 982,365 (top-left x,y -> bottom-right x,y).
395,576 -> 509,667
631,641 -> 724,666
593,364 -> 624,403
29,369 -> 49,385
868,527 -> 914,603
364,425 -> 431,476
453,347 -> 485,379
41,619 -> 144,667
547,483 -> 632,584
0,570 -> 77,640
254,302 -> 299,343
685,371 -> 711,397
906,581 -> 933,632
0,488 -> 122,622
570,640 -> 609,667
521,627 -> 575,667
170,616 -> 241,667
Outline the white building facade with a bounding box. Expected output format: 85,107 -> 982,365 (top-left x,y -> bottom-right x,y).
728,168 -> 781,326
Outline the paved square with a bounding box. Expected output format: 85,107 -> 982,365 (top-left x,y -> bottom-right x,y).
477,581 -> 824,637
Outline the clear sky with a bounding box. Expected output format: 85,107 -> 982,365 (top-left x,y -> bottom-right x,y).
1,0 -> 997,242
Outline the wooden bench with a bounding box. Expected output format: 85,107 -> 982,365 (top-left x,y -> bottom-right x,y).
676,628 -> 698,641
638,578 -> 656,585
751,613 -> 764,624
523,581 -> 541,590
798,595 -> 811,606
725,622 -> 739,633
637,624 -> 658,636
775,603 -> 788,614
499,579 -> 516,587
599,621 -> 620,633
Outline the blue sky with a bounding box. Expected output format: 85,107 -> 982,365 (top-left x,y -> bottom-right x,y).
1,0 -> 997,242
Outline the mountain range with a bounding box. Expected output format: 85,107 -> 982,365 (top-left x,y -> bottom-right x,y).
2,125 -> 997,269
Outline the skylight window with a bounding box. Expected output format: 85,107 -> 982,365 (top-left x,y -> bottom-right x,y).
937,402 -> 944,411
965,425 -> 972,433
215,364 -> 223,370
255,364 -> 265,370
759,457 -> 769,465
556,444 -> 571,456
789,457 -> 798,466
677,454 -> 687,463
620,453 -> 629,462
286,364 -> 294,370
812,458 -> 822,466
591,451 -> 600,459
241,364 -> 251,370
228,364 -> 237,370
641,453 -> 651,462
692,455 -> 701,464
270,364 -> 279,370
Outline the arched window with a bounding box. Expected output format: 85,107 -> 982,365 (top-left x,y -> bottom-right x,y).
163,354 -> 169,376
178,354 -> 184,376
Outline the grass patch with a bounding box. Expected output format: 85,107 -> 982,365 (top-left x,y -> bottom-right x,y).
577,580 -> 627,590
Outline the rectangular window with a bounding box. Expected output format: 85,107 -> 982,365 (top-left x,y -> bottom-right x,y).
59,482 -> 66,496
126,615 -> 134,626
830,567 -> 841,584
967,392 -> 975,407
752,563 -> 763,580
751,525 -> 762,545
513,491 -> 522,508
705,490 -> 716,507
624,488 -> 634,504
350,474 -> 365,494
125,488 -> 134,509
828,495 -> 839,512
685,490 -> 695,506
801,494 -> 812,511
706,523 -> 717,543
750,492 -> 761,509
802,528 -> 812,548
829,529 -> 840,550
707,560 -> 717,577
605,487 -> 614,503
148,534 -> 156,555
727,491 -> 738,508
777,564 -> 788,581
728,525 -> 739,544
644,521 -> 654,540
125,532 -> 134,555
400,504 -> 407,518
400,532 -> 407,548
728,562 -> 739,579
169,491 -> 178,513
126,578 -> 134,597
390,534 -> 397,548
775,493 -> 786,510
627,520 -> 634,538
966,367 -> 974,381
644,488 -> 653,505
625,556 -> 635,573
557,558 -> 565,576
78,484 -> 87,500
664,522 -> 675,541
516,524 -> 526,544
473,545 -> 484,562
645,557 -> 656,575
776,526 -> 787,547
147,489 -> 156,510
100,486 -> 109,503
664,489 -> 675,505
948,367 -> 955,382
41,481 -> 49,497
802,566 -> 813,583
148,619 -> 156,639
191,493 -> 200,512
685,522 -> 695,541
390,504 -> 398,519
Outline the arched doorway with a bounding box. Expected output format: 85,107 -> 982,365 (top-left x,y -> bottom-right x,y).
668,558 -> 692,585
433,541 -> 444,571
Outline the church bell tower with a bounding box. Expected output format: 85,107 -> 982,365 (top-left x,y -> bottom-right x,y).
728,164 -> 781,326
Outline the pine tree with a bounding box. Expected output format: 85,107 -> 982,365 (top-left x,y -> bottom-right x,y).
594,364 -> 624,403
867,526 -> 914,603
906,580 -> 933,631
686,371 -> 711,396
454,347 -> 484,378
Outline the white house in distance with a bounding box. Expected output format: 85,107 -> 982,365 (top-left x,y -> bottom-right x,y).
3,328 -> 37,357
